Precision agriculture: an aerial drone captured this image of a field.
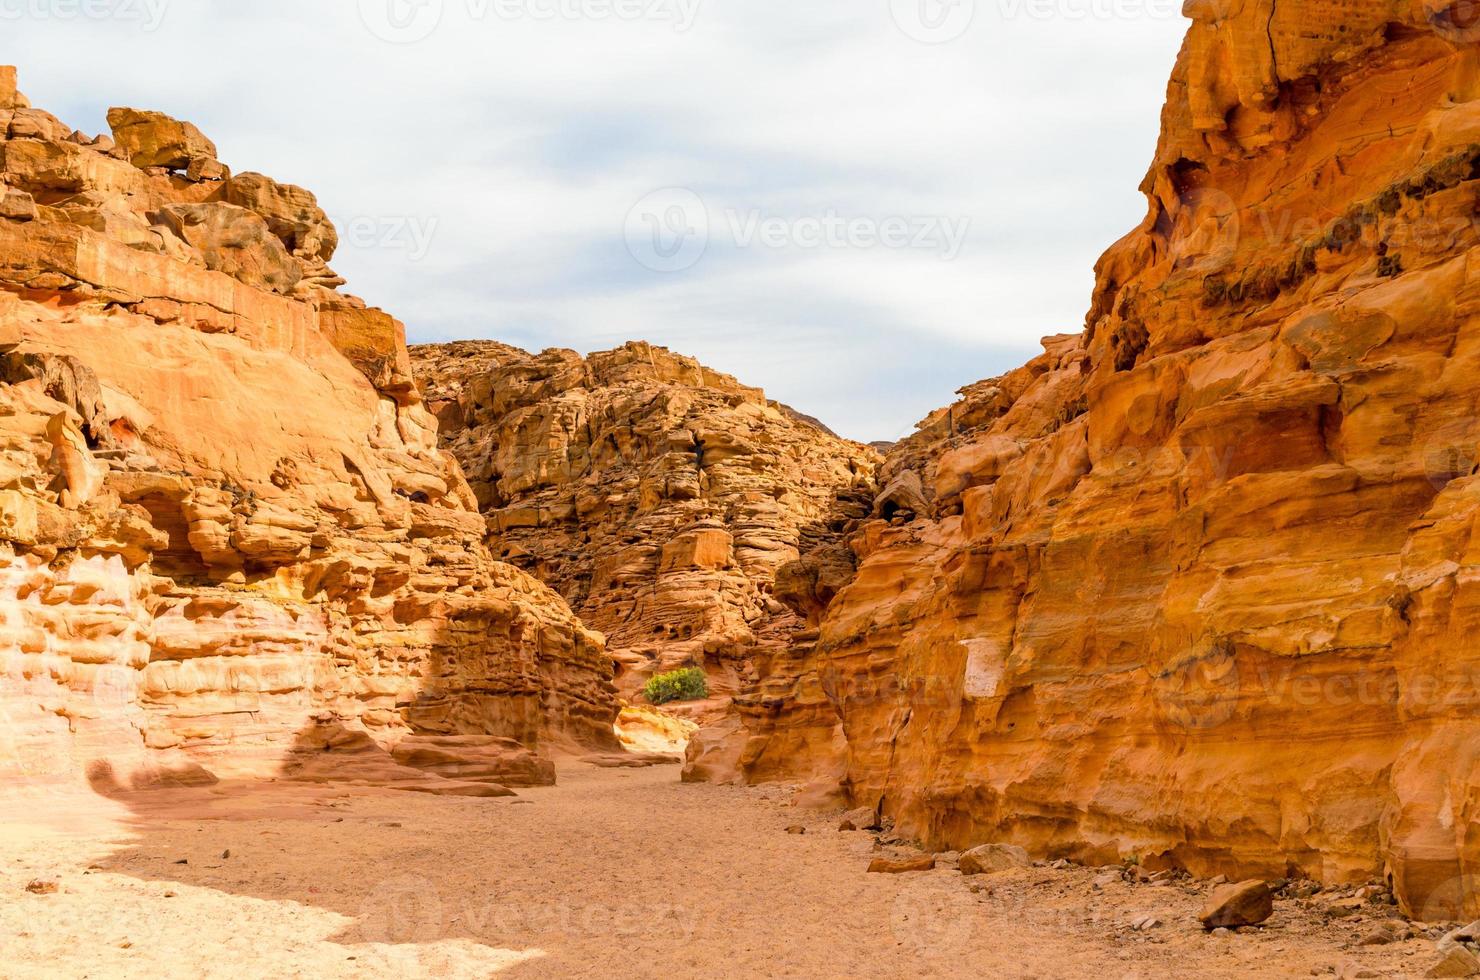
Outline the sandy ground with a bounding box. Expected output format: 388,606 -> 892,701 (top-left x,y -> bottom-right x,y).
0,764 -> 1442,979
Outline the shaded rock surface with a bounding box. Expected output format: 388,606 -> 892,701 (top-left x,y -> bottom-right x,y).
0,73 -> 618,798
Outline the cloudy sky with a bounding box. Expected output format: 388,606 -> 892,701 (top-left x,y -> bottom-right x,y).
8,0 -> 1188,441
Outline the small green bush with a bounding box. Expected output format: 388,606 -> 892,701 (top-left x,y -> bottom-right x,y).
643,667 -> 708,705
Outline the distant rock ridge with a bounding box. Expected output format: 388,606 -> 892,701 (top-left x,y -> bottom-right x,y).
0,69 -> 617,798
409,339 -> 878,731
688,4 -> 1480,921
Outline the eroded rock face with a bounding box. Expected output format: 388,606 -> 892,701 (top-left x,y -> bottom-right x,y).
719,11 -> 1480,918
409,340 -> 877,735
0,72 -> 617,797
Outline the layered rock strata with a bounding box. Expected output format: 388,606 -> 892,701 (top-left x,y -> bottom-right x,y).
409,340 -> 877,721
713,7 -> 1480,919
0,71 -> 617,797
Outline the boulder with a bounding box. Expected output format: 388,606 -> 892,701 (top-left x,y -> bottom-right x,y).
1438,920 -> 1480,954
874,468 -> 928,523
958,843 -> 1030,876
320,304 -> 417,402
867,855 -> 936,874
1199,880 -> 1273,929
658,527 -> 733,572
106,106 -> 217,170
1429,947 -> 1480,978
0,65 -> 21,108
0,190 -> 36,222
224,171 -> 337,262
151,202 -> 301,294
838,806 -> 879,831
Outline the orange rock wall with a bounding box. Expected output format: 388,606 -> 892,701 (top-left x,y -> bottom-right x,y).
0,75 -> 617,795
723,9 -> 1480,919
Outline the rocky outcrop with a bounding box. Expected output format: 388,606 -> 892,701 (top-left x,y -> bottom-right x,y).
714,8 -> 1480,919
0,72 -> 617,797
409,340 -> 877,731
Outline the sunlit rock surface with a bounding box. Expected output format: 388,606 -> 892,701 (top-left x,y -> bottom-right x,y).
0,73 -> 618,800
715,7 -> 1480,920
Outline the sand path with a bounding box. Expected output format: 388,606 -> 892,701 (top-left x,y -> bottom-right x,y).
0,764 -> 1434,978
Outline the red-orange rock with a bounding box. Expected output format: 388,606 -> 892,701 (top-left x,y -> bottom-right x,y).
1200,880 -> 1273,929
958,844 -> 1030,876
104,106 -> 217,171
0,66 -> 22,110
867,855 -> 936,874
698,6 -> 1480,922
0,69 -> 617,799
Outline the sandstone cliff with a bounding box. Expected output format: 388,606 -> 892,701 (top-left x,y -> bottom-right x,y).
0,69 -> 617,799
409,340 -> 877,725
713,7 -> 1480,919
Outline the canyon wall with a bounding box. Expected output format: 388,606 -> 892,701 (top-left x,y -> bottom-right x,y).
0,70 -> 616,798
410,340 -> 876,734
721,6 -> 1480,918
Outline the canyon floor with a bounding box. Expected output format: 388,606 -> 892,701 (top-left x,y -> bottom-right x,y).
0,764 -> 1436,979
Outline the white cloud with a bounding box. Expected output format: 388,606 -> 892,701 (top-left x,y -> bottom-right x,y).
4,0 -> 1188,440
